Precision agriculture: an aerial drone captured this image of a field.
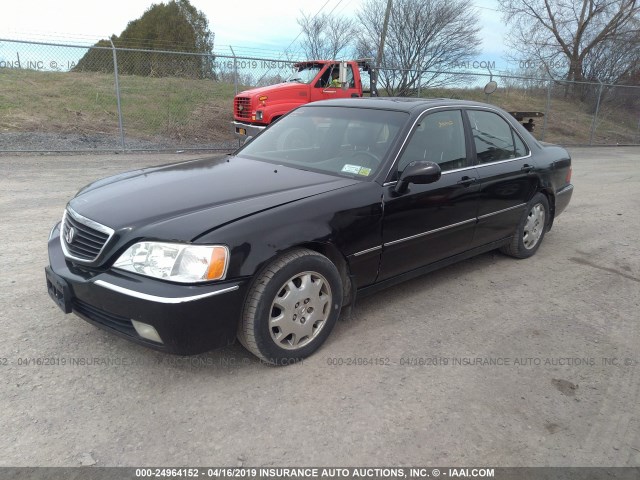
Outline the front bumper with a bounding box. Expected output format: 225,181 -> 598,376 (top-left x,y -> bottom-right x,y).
232,121 -> 266,139
46,223 -> 249,355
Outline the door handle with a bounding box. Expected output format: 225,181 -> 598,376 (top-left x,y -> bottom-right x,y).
521,164 -> 535,173
457,176 -> 478,186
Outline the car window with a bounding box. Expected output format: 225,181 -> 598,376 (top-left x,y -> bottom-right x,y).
286,64 -> 323,84
237,106 -> 408,180
513,132 -> 529,157
316,64 -> 355,88
397,110 -> 467,174
467,110 -> 525,163
316,64 -> 338,88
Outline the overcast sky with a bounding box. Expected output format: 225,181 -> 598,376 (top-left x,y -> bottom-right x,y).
0,0 -> 508,63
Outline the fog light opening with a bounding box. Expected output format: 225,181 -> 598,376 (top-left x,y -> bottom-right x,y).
131,320 -> 163,344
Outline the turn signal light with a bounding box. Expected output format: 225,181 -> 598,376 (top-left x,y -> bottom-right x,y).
206,247 -> 228,280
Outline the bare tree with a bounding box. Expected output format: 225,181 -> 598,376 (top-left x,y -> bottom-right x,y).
498,0 -> 640,86
297,12 -> 358,59
355,0 -> 482,96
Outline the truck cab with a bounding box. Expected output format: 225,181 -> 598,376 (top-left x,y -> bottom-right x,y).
233,60 -> 376,140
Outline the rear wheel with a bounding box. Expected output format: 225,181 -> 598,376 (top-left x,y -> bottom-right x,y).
501,192 -> 550,259
238,249 -> 343,365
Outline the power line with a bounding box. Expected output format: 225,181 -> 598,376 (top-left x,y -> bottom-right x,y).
279,0 -> 332,58
474,2 -> 501,12
327,0 -> 347,16
333,0 -> 355,17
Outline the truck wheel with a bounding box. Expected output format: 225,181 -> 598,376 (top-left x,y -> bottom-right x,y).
238,249 -> 343,365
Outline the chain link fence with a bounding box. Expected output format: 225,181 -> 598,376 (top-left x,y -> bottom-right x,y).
378,68 -> 640,145
1,38 -> 639,152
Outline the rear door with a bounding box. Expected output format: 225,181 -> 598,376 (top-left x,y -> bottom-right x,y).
465,109 -> 538,247
378,109 -> 480,281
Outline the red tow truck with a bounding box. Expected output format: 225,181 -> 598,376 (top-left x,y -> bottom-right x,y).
232,59 -> 377,140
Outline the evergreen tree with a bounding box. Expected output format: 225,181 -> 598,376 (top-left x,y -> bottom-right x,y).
75,0 -> 214,78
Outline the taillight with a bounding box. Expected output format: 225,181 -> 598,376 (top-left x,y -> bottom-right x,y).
565,166 -> 572,184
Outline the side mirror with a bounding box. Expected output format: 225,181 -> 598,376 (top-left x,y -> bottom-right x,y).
339,61 -> 348,84
394,161 -> 441,194
243,135 -> 254,145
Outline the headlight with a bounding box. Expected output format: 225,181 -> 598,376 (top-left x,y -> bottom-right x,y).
256,110 -> 263,121
113,242 -> 229,283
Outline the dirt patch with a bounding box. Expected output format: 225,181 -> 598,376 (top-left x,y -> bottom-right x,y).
0,147 -> 639,466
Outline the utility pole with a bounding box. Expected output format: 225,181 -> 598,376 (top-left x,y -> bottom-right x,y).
371,0 -> 392,97
376,0 -> 393,69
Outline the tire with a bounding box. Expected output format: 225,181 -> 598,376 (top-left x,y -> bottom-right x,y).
501,192 -> 550,259
238,249 -> 343,365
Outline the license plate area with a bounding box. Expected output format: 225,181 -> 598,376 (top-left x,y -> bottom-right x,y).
237,127 -> 246,135
45,267 -> 72,313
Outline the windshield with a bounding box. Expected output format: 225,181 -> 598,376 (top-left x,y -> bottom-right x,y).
236,106 -> 408,179
285,64 -> 323,84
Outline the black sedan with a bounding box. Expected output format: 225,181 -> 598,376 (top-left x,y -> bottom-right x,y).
46,98 -> 573,364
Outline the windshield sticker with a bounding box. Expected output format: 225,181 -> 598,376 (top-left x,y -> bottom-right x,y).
342,164 -> 371,176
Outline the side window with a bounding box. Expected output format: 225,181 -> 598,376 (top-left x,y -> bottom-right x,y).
316,64 -> 338,88
397,110 -> 467,174
467,110 -> 525,163
513,132 -> 528,157
317,64 -> 355,88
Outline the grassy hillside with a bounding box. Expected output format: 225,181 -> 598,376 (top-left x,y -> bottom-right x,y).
1,68 -> 637,146
427,85 -> 639,145
0,69 -> 236,144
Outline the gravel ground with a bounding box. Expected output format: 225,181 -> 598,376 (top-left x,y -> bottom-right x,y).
0,147 -> 638,467
0,132 -> 238,153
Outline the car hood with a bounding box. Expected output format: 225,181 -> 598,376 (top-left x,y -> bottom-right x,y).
238,82 -> 308,100
69,155 -> 359,242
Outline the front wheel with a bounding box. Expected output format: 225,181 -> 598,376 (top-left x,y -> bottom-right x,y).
501,193 -> 550,259
238,249 -> 343,365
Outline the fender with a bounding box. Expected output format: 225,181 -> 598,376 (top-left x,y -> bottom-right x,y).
197,182 -> 384,288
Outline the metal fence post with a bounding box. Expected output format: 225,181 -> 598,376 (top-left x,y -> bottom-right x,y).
589,79 -> 604,145
230,46 -> 238,96
109,39 -> 125,151
541,79 -> 551,141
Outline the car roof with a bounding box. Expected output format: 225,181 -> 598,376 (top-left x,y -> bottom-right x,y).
305,97 -> 498,113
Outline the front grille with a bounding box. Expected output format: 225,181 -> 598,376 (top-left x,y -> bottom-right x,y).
61,208 -> 114,263
234,96 -> 251,119
72,299 -> 136,337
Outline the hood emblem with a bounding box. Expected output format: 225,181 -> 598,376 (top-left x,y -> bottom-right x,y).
66,227 -> 76,244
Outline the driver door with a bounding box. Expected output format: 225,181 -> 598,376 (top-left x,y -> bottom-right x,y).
378,109 -> 480,281
310,63 -> 359,102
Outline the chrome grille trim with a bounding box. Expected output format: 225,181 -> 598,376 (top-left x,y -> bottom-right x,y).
60,207 -> 115,263
234,96 -> 251,119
